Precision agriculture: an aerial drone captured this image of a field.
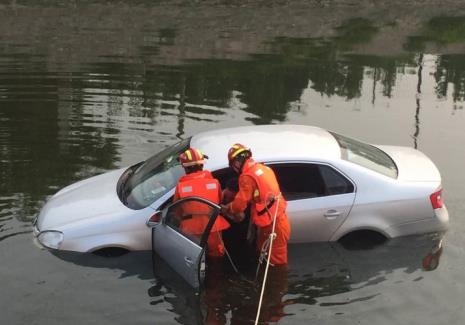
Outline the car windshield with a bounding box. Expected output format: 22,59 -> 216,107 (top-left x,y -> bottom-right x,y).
119,138 -> 190,209
330,132 -> 398,179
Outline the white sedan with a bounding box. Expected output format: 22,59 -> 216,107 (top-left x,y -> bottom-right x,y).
34,125 -> 449,256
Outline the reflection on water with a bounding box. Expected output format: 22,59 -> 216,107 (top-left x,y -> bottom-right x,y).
149,233 -> 444,324
52,250 -> 154,280
287,233 -> 443,305
1,2 -> 465,324
405,16 -> 465,51
2,15 -> 465,204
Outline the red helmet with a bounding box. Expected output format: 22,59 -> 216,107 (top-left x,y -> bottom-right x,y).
227,143 -> 251,162
179,148 -> 207,167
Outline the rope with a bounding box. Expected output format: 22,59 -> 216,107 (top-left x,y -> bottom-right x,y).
214,225 -> 239,274
254,194 -> 280,325
255,232 -> 274,280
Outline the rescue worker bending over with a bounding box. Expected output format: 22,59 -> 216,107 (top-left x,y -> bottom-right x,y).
221,144 -> 291,265
174,148 -> 230,258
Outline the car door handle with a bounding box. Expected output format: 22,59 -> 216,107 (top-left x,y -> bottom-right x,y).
324,210 -> 341,220
184,256 -> 194,267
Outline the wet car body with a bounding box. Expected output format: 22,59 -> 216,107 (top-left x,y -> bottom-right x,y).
34,125 -> 449,265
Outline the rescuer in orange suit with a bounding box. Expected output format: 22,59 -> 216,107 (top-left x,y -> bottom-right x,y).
174,148 -> 230,258
221,144 -> 291,265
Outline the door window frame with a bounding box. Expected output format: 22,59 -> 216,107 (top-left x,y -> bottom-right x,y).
265,160 -> 356,200
160,196 -> 221,248
151,160 -> 356,215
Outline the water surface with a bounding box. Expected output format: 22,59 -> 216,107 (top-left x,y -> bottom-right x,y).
1,1 -> 465,324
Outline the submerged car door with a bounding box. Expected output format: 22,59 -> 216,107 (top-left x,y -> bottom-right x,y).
270,163 -> 356,242
152,197 -> 220,288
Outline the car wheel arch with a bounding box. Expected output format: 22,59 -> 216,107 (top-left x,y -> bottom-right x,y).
333,227 -> 390,242
335,228 -> 389,249
88,244 -> 132,256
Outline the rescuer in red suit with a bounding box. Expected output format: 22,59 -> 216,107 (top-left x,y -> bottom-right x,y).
221,144 -> 291,265
174,148 -> 230,257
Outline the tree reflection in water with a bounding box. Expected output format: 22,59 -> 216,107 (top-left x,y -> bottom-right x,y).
2,15 -> 465,225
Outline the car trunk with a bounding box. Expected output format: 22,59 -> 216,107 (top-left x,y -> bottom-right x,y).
375,145 -> 441,183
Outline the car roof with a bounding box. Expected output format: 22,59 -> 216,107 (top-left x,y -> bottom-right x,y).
190,124 -> 341,170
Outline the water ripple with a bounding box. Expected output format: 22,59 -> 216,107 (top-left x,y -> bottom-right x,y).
0,230 -> 33,243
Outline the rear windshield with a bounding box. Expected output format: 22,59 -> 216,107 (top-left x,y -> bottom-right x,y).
330,132 -> 398,179
118,138 -> 190,209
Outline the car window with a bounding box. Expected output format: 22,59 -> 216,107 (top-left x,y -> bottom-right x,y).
119,138 -> 190,209
164,199 -> 217,246
269,163 -> 353,200
330,132 -> 398,179
319,164 -> 354,195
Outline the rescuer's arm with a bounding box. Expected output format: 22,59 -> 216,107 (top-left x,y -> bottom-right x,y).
220,175 -> 254,222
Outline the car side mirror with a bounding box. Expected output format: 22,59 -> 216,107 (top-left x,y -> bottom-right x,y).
146,210 -> 162,228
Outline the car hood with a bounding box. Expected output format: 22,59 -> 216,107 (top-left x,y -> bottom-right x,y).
375,145 -> 441,182
37,168 -> 129,230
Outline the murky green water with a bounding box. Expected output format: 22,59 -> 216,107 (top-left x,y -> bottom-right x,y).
1,1 -> 465,324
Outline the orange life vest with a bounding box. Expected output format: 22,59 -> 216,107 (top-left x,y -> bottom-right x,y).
175,170 -> 229,235
241,159 -> 287,227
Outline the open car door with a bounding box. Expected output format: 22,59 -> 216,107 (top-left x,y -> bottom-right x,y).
151,197 -> 220,288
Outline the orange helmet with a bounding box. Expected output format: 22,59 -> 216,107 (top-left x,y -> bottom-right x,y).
178,148 -> 207,167
227,143 -> 251,162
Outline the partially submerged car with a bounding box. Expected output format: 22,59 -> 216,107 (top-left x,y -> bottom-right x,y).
34,125 -> 448,263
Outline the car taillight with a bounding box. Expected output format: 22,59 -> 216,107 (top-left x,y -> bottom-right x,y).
430,189 -> 444,209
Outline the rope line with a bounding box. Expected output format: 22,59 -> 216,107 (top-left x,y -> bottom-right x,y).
214,224 -> 239,274
254,194 -> 280,325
